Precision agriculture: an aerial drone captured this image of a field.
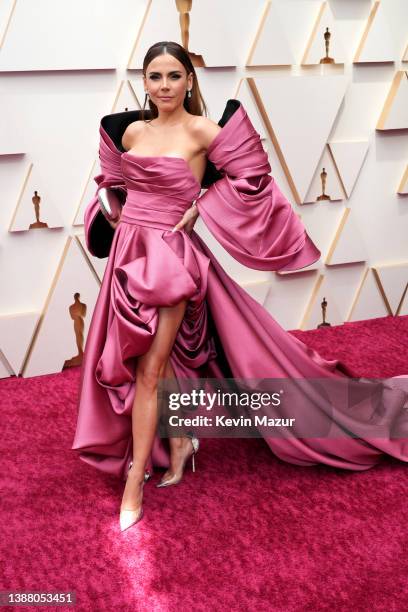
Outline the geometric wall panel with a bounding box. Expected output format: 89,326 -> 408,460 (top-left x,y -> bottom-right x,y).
325,208 -> 367,266
248,74 -> 348,204
127,0 -> 265,69
376,71 -> 408,130
278,259 -> 365,327
0,0 -> 16,51
127,79 -> 145,110
235,78 -> 268,140
241,279 -> 270,307
301,1 -> 346,66
128,0 -> 190,69
0,0 -> 146,71
72,160 -> 100,227
328,141 -> 369,198
347,268 -> 389,322
264,270 -> 318,331
0,351 -> 13,379
300,273 -> 343,331
397,165 -> 408,195
372,262 -> 408,315
127,77 -> 147,111
111,80 -> 140,114
76,233 -> 107,283
22,236 -> 101,378
0,312 -> 39,376
322,264 -> 366,324
398,285 -> 408,316
353,0 -> 395,64
304,144 -> 346,204
246,0 -> 294,67
9,163 -> 64,231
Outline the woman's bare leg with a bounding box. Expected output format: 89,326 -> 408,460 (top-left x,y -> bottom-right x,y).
120,299 -> 187,512
160,357 -> 196,483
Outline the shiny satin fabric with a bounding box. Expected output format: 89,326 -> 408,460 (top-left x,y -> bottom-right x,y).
196,103 -> 321,271
72,100 -> 408,480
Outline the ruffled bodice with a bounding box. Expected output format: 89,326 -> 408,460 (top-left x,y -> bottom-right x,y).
119,152 -> 201,230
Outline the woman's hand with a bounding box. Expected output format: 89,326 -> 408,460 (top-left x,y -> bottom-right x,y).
172,203 -> 199,234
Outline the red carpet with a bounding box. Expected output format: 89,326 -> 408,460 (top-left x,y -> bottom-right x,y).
1,315 -> 407,611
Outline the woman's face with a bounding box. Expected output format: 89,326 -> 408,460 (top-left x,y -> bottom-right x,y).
143,53 -> 193,112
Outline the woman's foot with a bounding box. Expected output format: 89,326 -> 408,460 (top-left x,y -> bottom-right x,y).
157,436 -> 199,488
119,466 -> 145,531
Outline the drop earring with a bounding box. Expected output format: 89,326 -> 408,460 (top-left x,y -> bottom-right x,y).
187,89 -> 192,98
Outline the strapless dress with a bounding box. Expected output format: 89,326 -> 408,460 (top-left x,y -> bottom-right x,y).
72,101 -> 408,480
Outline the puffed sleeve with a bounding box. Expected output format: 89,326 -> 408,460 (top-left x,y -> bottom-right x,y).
83,124 -> 128,259
196,103 -> 321,271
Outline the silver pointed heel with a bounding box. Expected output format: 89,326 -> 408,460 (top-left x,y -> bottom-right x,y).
120,466 -> 145,532
119,505 -> 144,532
156,435 -> 199,488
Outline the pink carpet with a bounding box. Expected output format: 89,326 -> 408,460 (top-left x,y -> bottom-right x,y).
1,315 -> 407,611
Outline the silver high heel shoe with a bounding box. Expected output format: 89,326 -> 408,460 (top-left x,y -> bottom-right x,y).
120,464 -> 146,532
156,435 -> 199,488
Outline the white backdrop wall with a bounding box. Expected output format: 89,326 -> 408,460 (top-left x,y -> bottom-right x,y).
0,0 -> 407,377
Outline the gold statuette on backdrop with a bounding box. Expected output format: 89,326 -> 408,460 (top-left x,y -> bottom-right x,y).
317,167 -> 331,201
63,293 -> 87,369
317,297 -> 331,328
175,0 -> 205,67
320,27 -> 335,64
29,190 -> 49,229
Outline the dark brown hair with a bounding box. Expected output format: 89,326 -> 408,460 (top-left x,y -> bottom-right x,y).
141,41 -> 208,121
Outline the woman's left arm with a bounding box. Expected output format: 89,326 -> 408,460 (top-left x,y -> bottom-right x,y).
189,107 -> 321,272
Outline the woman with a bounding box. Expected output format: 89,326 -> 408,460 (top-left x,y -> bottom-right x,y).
72,41 -> 408,532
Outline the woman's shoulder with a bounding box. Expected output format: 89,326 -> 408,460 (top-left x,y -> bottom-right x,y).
189,115 -> 222,152
121,120 -> 146,150
120,113 -> 223,153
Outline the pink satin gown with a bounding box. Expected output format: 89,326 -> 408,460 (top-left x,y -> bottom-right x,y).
71,100 -> 408,480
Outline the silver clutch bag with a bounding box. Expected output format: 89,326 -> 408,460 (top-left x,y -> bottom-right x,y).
98,187 -> 124,222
